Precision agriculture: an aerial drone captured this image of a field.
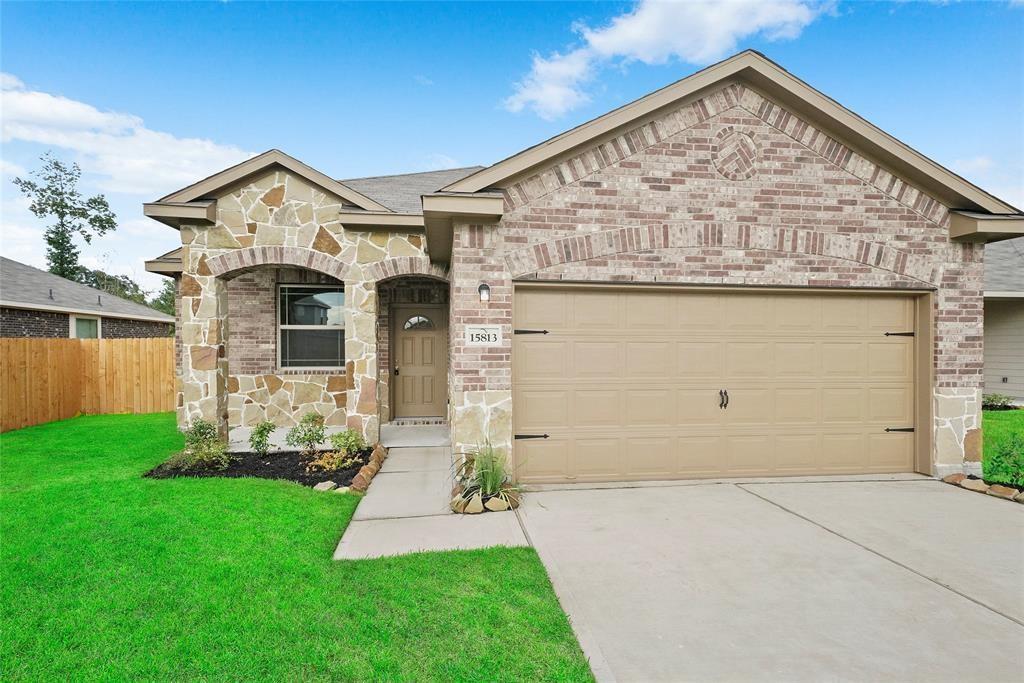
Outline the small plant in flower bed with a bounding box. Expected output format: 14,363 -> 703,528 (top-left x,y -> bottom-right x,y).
285,412 -> 326,456
248,420 -> 276,457
451,441 -> 520,514
982,393 -> 1017,411
164,419 -> 231,470
306,429 -> 371,473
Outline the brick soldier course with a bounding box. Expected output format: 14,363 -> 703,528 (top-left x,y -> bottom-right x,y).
145,51 -> 1021,478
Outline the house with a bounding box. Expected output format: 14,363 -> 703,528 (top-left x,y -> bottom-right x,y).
143,51 -> 1023,481
983,238 -> 1024,403
1,256 -> 173,338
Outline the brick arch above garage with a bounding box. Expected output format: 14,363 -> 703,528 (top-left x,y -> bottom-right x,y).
504,224 -> 940,287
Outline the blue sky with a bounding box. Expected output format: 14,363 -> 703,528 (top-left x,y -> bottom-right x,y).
2,1 -> 1022,292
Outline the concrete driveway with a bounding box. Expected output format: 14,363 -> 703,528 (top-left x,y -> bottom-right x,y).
518,476 -> 1024,682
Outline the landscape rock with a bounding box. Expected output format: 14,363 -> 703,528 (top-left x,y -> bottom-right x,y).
464,493 -> 484,514
334,486 -> 350,494
986,484 -> 1018,500
960,478 -> 989,493
350,473 -> 369,492
450,495 -> 467,513
313,481 -> 337,492
942,473 -> 966,485
484,496 -> 509,512
1015,491 -> 1024,504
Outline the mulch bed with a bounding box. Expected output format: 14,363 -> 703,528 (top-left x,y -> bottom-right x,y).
145,448 -> 372,488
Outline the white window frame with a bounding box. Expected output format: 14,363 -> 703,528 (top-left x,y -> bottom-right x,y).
69,315 -> 101,339
277,284 -> 345,371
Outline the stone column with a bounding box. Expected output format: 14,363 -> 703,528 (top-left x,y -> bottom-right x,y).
178,247 -> 230,437
345,276 -> 380,443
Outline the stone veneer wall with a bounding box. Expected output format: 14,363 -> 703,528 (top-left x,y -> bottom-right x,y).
448,80 -> 983,474
175,168 -> 442,441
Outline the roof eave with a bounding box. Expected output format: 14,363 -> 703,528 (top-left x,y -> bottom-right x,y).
950,211 -> 1024,243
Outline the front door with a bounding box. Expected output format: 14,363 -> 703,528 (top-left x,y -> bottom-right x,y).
393,306 -> 447,418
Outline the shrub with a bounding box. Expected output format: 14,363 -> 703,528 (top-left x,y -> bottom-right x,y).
285,412 -> 326,456
328,429 -> 367,455
169,418 -> 231,470
249,420 -> 276,457
982,393 -> 1016,410
984,432 -> 1024,488
453,441 -> 519,510
306,450 -> 364,473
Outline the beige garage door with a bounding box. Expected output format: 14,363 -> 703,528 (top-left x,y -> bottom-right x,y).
512,286 -> 917,483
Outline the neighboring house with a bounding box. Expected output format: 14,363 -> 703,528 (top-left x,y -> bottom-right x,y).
144,51 -> 1023,480
0,257 -> 174,338
983,238 -> 1024,403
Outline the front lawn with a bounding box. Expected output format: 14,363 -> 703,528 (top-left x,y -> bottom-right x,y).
0,413 -> 592,681
982,409 -> 1024,487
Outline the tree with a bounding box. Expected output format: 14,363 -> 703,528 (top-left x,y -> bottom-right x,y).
77,268 -> 148,305
149,278 -> 176,316
12,152 -> 117,280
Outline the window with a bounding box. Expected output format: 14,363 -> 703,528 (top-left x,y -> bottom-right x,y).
71,316 -> 99,339
279,285 -> 344,368
403,315 -> 434,330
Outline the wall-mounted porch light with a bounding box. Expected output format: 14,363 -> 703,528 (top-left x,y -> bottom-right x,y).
478,283 -> 491,303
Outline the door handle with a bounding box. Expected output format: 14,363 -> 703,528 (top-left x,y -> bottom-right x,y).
723,389 -> 729,409
394,367 -> 399,376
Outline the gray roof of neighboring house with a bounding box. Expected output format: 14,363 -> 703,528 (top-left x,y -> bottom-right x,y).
0,256 -> 174,321
340,166 -> 485,213
986,238 -> 1024,293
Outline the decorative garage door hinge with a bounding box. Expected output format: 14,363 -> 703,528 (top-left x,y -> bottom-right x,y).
884,427 -> 915,432
514,329 -> 550,335
883,331 -> 915,337
514,433 -> 550,440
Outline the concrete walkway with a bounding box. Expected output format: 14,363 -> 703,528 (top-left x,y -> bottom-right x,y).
333,444 -> 527,559
520,478 -> 1024,682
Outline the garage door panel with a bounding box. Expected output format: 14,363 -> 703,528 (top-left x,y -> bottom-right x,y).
676,389 -> 725,425
775,388 -> 820,423
513,288 -> 917,483
573,341 -> 621,377
676,294 -> 722,329
626,389 -> 674,425
576,389 -> 621,427
678,342 -> 723,378
726,342 -> 773,378
725,434 -> 774,474
626,342 -> 672,376
677,436 -> 725,474
628,437 -> 675,476
517,340 -> 569,380
516,438 -> 571,482
516,389 -> 569,428
867,387 -> 913,424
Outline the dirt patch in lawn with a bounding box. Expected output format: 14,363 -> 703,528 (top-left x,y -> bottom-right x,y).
145,449 -> 372,488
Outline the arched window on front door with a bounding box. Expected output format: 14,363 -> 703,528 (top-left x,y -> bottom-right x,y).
403,315 -> 434,330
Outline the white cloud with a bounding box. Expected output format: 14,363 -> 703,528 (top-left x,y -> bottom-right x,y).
422,153 -> 461,170
953,155 -> 995,175
1,73 -> 253,196
0,158 -> 27,178
505,0 -> 824,119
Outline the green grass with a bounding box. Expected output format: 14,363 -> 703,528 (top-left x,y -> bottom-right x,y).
1,413 -> 592,681
982,409 -> 1024,487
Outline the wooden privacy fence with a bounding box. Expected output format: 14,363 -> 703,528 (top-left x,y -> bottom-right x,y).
1,337 -> 175,432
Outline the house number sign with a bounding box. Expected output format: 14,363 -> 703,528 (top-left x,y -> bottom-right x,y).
464,325 -> 502,347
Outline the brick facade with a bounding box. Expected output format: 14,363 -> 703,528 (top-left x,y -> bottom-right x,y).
101,317 -> 173,338
1,307 -> 171,338
0,308 -> 68,337
447,81 -> 983,470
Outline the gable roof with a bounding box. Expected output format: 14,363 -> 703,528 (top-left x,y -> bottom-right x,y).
158,149 -> 390,212
0,257 -> 174,322
342,166 -> 484,213
985,238 -> 1024,294
443,51 -> 1020,216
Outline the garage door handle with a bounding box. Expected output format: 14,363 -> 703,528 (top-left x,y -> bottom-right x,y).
884,427 -> 915,432
515,433 -> 550,440
719,389 -> 725,409
723,389 -> 729,409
